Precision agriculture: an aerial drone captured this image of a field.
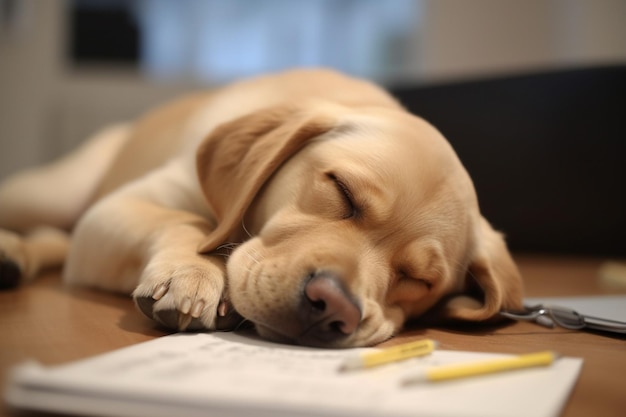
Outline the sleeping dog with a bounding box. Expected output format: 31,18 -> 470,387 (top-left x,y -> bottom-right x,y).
0,69 -> 523,347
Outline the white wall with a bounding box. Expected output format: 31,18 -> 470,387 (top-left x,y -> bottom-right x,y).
410,0 -> 626,82
1,0 -> 625,179
0,0 -> 194,179
0,0 -> 64,178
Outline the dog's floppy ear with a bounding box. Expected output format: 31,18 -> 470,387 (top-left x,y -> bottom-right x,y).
443,217 -> 524,321
195,102 -> 338,253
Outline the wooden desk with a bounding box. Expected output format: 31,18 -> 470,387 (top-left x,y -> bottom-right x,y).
1,255 -> 625,417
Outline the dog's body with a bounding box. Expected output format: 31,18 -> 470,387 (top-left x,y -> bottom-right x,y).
0,69 -> 523,347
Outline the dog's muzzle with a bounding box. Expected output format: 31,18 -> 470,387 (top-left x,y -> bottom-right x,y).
297,270 -> 362,346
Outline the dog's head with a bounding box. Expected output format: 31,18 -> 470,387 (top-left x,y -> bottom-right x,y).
196,100 -> 523,348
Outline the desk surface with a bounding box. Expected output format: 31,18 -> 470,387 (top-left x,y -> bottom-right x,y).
1,254 -> 625,417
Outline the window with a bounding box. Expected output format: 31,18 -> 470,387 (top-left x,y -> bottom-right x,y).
69,0 -> 418,83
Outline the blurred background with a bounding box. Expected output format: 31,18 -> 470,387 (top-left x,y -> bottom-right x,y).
1,0 -> 625,256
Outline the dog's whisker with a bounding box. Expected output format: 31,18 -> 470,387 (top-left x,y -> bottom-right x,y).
245,247 -> 264,265
214,242 -> 240,259
241,219 -> 253,239
216,242 -> 239,251
445,258 -> 470,277
233,318 -> 253,332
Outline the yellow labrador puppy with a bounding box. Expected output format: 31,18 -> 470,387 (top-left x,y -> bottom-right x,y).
0,69 -> 523,347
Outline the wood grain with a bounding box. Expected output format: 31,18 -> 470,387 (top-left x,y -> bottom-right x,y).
1,254 -> 625,417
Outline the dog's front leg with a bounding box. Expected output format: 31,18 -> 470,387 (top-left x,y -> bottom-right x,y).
0,227 -> 69,288
64,194 -> 241,332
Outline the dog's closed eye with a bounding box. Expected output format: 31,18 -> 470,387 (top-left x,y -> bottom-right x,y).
397,268 -> 434,291
326,172 -> 359,220
387,269 -> 434,307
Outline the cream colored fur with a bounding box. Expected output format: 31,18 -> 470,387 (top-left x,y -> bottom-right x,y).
0,69 -> 523,347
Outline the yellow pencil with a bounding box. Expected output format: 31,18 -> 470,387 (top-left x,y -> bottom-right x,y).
339,339 -> 437,372
402,350 -> 559,384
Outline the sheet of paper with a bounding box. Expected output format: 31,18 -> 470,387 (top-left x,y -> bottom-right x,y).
6,331 -> 583,417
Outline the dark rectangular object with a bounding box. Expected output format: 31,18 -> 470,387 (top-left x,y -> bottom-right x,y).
389,66 -> 626,257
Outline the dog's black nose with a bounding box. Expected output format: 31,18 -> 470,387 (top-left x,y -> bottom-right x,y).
299,271 -> 361,344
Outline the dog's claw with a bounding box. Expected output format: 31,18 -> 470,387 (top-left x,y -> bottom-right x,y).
134,285 -> 242,332
152,284 -> 168,300
178,313 -> 193,331
218,300 -> 228,317
180,297 -> 192,315
191,300 -> 205,318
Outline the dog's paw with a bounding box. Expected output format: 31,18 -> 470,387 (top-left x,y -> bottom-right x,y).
0,230 -> 26,289
133,255 -> 243,332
